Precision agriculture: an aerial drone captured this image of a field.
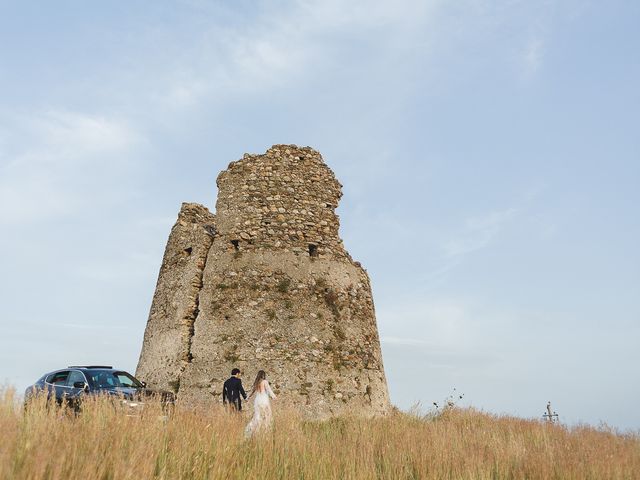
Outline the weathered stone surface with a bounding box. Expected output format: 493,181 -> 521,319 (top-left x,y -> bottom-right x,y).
136,145 -> 390,418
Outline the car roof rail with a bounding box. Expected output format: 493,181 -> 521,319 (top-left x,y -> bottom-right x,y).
67,365 -> 114,369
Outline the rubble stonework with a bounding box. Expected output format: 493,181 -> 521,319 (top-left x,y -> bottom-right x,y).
136,145 -> 391,418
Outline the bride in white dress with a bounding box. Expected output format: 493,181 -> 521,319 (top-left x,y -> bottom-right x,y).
244,370 -> 276,438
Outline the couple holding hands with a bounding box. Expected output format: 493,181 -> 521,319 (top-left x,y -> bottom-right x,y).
222,368 -> 276,437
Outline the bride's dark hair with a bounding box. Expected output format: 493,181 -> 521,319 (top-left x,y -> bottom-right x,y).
249,370 -> 266,397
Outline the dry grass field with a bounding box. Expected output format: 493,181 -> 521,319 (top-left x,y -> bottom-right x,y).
1,387 -> 638,480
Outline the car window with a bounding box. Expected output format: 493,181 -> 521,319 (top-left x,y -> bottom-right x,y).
67,370 -> 86,387
46,371 -> 70,385
114,372 -> 142,388
85,370 -> 142,389
87,371 -> 116,388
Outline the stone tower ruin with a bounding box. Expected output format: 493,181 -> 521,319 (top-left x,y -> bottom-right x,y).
136,145 -> 390,418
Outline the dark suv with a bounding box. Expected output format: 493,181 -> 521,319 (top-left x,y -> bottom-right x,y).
24,366 -> 175,411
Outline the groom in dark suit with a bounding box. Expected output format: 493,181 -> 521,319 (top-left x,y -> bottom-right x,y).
223,368 -> 247,411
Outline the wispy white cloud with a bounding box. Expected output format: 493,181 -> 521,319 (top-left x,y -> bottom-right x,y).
146,0 -> 443,111
378,297 -> 506,367
71,250 -> 160,283
381,336 -> 501,365
444,207 -> 518,258
382,336 -> 433,347
522,36 -> 544,77
60,323 -> 129,330
296,0 -> 440,30
378,300 -> 472,348
36,111 -> 138,158
0,110 -> 144,223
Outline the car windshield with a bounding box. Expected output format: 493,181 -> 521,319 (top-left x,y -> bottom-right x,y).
86,370 -> 143,389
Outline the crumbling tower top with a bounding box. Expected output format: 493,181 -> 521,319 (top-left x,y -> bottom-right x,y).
215,145 -> 346,259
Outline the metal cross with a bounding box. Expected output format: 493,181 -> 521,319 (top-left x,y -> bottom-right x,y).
543,401 -> 559,422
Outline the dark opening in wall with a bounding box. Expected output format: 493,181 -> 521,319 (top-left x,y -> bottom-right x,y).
308,244 -> 318,257
184,247 -> 193,255
231,240 -> 239,251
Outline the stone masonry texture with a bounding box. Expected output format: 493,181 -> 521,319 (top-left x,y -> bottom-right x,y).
136,145 -> 391,418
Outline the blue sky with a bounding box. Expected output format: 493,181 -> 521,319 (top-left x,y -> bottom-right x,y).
0,1 -> 638,429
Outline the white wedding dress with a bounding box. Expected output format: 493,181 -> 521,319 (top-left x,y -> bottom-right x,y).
244,379 -> 276,438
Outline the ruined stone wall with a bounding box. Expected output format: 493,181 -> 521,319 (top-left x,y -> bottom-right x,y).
136,204 -> 215,389
215,145 -> 347,259
137,145 -> 390,418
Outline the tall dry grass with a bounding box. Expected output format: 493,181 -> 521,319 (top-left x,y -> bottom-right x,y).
1,387 -> 638,479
